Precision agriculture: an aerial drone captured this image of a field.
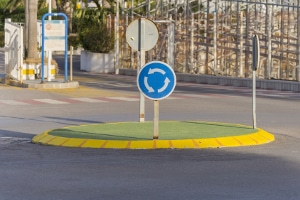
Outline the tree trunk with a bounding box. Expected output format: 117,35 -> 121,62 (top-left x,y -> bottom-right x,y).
25,0 -> 29,52
27,0 -> 38,60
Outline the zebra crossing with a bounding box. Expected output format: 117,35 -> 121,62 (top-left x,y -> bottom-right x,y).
0,97 -> 136,106
0,94 -> 230,106
0,90 -> 298,106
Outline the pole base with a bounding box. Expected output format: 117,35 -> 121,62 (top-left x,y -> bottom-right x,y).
153,136 -> 159,140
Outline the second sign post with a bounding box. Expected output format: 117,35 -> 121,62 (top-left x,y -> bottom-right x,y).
126,18 -> 176,139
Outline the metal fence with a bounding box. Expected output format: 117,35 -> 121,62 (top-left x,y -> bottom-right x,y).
4,19 -> 23,81
117,0 -> 300,81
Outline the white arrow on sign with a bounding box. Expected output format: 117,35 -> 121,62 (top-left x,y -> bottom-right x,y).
144,77 -> 154,93
148,68 -> 165,75
144,68 -> 171,93
158,78 -> 170,93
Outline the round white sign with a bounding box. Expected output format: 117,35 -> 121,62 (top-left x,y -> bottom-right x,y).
126,18 -> 159,51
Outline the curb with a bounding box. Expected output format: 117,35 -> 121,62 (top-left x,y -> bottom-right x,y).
6,79 -> 79,89
32,127 -> 274,149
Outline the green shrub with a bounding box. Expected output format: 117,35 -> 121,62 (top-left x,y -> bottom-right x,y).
72,7 -> 115,53
79,25 -> 114,53
68,34 -> 81,50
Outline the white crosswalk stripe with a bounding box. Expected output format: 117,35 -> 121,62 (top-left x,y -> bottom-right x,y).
181,94 -> 212,98
71,98 -> 107,103
164,96 -> 183,100
256,93 -> 282,97
33,99 -> 69,104
0,100 -> 29,105
106,97 -> 139,101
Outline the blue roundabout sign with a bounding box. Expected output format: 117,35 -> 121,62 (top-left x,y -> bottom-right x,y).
137,61 -> 176,100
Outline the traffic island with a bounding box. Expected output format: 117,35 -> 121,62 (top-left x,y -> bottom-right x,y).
32,121 -> 275,149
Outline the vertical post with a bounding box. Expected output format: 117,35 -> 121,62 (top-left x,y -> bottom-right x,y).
236,3 -> 240,77
147,0 -> 150,18
41,18 -> 45,83
267,8 -> 272,79
139,50 -> 145,122
47,0 -> 52,82
153,100 -> 159,139
184,0 -> 189,73
64,15 -> 68,83
279,2 -> 284,79
70,46 -> 73,81
138,18 -> 145,122
240,11 -> 244,77
245,2 -> 250,76
19,25 -> 24,82
252,35 -> 259,129
115,0 -> 120,75
130,0 -> 134,69
253,67 -> 256,129
168,22 -> 175,68
205,0 -> 209,74
190,14 -> 194,72
213,11 -> 217,74
25,0 -> 29,52
297,0 -> 300,81
125,13 -> 129,67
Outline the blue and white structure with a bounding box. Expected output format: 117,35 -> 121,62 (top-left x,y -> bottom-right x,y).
137,61 -> 176,100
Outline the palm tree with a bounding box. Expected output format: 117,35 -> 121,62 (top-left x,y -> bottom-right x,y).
54,0 -> 115,33
27,0 -> 38,59
6,0 -> 73,57
4,0 -> 24,12
4,0 -> 54,12
5,0 -> 56,59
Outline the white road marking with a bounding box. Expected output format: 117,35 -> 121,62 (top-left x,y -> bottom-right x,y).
181,94 -> 212,98
0,100 -> 28,105
107,97 -> 139,101
165,96 -> 183,100
71,98 -> 107,103
33,99 -> 69,104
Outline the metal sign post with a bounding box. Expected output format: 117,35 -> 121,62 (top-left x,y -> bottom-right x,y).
138,19 -> 146,122
252,35 -> 260,129
47,0 -> 52,82
153,100 -> 159,139
137,61 -> 176,139
126,18 -> 159,122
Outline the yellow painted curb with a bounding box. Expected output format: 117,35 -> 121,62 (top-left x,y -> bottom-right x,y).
32,128 -> 274,149
22,69 -> 55,75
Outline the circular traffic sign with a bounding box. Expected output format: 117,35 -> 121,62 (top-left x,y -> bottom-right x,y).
126,18 -> 159,51
137,61 -> 176,100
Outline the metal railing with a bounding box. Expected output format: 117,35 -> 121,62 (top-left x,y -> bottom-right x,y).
4,19 -> 23,81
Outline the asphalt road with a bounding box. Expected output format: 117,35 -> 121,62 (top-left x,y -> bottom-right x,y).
0,54 -> 300,200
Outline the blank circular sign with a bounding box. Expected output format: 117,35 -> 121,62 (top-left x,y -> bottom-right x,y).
126,18 -> 159,51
